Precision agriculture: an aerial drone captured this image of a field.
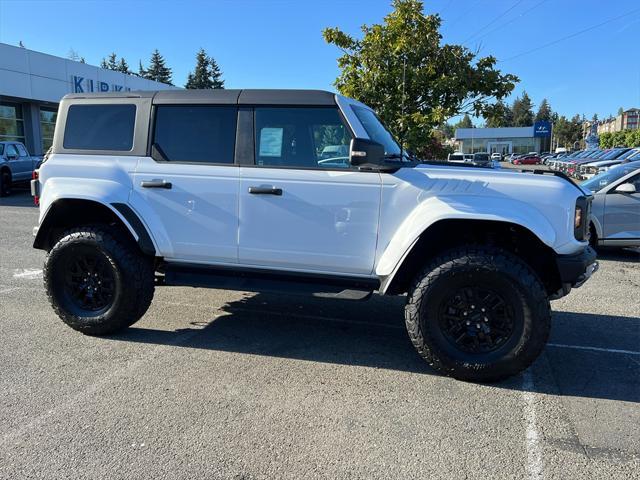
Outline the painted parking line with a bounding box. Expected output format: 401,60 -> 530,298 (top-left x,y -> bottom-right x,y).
522,369 -> 543,480
547,343 -> 640,356
12,268 -> 42,279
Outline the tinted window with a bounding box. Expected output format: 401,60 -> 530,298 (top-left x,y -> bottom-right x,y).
153,106 -> 237,164
254,107 -> 352,168
64,104 -> 136,150
16,144 -> 28,157
5,144 -> 18,157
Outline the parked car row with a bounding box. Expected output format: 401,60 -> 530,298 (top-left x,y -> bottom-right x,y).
548,147 -> 640,180
446,151 -> 499,168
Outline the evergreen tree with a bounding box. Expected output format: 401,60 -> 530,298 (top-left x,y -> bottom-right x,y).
116,58 -> 130,74
456,114 -> 473,129
138,60 -> 148,79
617,107 -> 624,116
185,49 -> 225,89
485,99 -> 513,127
145,49 -> 173,85
535,98 -> 552,122
512,91 -> 534,127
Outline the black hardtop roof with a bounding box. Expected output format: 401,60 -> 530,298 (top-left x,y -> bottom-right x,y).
63,89 -> 337,106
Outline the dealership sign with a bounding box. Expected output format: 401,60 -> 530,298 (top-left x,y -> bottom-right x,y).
533,121 -> 552,137
72,75 -> 131,93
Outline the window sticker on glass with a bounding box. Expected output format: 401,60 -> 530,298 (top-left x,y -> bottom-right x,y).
259,127 -> 283,157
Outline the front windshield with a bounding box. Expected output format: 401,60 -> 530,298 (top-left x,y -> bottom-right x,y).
582,162 -> 640,192
351,106 -> 403,157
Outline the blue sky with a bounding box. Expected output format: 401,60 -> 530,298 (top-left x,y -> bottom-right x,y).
1,0 -> 639,122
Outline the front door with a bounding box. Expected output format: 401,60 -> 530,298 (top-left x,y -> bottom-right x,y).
130,105 -> 240,264
238,107 -> 381,275
603,173 -> 640,241
5,144 -> 29,181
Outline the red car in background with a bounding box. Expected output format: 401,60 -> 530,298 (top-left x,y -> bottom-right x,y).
513,154 -> 541,165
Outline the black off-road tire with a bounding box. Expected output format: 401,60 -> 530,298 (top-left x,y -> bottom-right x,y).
405,246 -> 551,382
44,226 -> 155,335
0,169 -> 11,197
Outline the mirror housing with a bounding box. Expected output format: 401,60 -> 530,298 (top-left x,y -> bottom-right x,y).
349,138 -> 385,168
614,182 -> 636,194
7,154 -> 18,161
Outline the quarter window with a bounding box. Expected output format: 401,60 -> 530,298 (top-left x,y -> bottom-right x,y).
63,104 -> 136,151
254,107 -> 352,169
153,105 -> 237,164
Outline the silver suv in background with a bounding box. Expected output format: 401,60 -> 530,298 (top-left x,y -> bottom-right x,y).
583,160 -> 640,248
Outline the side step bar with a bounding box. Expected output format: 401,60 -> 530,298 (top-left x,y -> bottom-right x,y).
160,263 -> 379,301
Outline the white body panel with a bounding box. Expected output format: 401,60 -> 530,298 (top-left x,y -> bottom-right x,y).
374,166 -> 588,282
238,167 -> 381,275
130,158 -> 239,263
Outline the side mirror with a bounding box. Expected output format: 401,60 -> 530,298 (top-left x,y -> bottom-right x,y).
7,154 -> 18,161
349,138 -> 385,168
614,183 -> 636,194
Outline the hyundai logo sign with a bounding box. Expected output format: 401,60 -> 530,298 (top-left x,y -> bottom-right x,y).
72,75 -> 131,93
533,121 -> 551,137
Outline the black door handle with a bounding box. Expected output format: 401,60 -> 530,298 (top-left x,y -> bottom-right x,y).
141,179 -> 172,189
248,186 -> 283,196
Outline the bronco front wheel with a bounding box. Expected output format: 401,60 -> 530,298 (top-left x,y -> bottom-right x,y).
404,246 -> 550,382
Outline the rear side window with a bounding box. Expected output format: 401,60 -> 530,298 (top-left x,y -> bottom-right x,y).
153,105 -> 237,164
63,104 -> 136,151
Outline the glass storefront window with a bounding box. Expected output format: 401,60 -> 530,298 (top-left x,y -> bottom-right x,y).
0,103 -> 25,144
40,107 -> 58,152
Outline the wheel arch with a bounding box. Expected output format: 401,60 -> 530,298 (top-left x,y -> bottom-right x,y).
379,218 -> 562,296
33,198 -> 156,256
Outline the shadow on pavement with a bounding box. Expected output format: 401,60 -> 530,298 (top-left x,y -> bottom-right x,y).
596,247 -> 640,263
106,292 -> 640,403
0,188 -> 36,208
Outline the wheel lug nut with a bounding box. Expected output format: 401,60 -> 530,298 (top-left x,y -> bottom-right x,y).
471,305 -> 475,309
476,324 -> 481,329
463,312 -> 467,316
466,321 -> 470,325
481,308 -> 485,312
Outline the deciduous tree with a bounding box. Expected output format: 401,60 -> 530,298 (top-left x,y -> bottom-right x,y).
322,0 -> 518,157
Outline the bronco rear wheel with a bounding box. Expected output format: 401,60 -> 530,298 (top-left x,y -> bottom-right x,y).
405,246 -> 550,382
44,226 -> 155,335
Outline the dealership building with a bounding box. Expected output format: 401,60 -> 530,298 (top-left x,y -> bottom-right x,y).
455,121 -> 552,155
0,42 -> 176,156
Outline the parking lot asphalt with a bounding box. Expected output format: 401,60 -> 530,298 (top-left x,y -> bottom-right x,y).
1,189 -> 639,480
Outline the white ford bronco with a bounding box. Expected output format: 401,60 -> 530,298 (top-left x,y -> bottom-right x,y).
32,90 -> 597,382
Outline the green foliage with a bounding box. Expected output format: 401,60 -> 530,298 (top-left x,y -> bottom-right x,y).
322,0 -> 518,158
142,49 -> 173,85
554,114 -> 583,148
512,91 -> 534,126
456,114 -> 473,129
100,52 -> 130,74
185,49 -> 224,89
485,99 -> 513,127
535,98 -> 552,123
600,129 -> 640,148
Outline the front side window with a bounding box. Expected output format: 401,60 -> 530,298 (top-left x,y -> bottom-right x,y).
351,106 -> 401,156
153,105 -> 237,164
254,107 -> 352,169
63,104 -> 136,151
16,144 -> 28,157
5,144 -> 18,158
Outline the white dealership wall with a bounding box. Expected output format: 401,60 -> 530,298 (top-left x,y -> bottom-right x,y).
0,42 -> 177,154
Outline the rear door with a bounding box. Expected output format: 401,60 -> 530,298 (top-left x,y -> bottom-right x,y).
238,106 -> 381,275
130,105 -> 240,264
603,173 -> 640,241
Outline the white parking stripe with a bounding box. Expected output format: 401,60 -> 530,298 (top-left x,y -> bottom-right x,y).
0,287 -> 21,294
12,268 -> 42,279
547,343 -> 640,356
522,369 -> 543,479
